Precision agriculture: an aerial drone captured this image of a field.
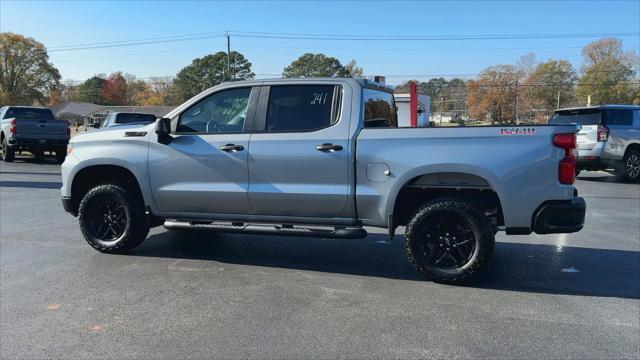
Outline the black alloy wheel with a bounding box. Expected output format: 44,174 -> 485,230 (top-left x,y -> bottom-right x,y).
420,213 -> 476,269
83,195 -> 128,246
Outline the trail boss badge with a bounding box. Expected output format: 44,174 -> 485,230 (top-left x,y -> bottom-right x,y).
500,127 -> 536,135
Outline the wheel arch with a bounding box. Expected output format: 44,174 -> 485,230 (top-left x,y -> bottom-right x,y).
69,164 -> 146,216
387,167 -> 506,231
624,142 -> 640,156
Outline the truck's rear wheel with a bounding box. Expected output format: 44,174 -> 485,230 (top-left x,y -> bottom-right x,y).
616,149 -> 640,182
55,149 -> 66,163
1,138 -> 15,162
405,198 -> 495,284
78,184 -> 149,253
33,149 -> 44,163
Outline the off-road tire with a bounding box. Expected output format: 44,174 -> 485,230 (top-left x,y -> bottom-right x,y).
1,138 -> 15,162
55,149 -> 66,164
33,149 -> 44,163
78,184 -> 149,253
616,149 -> 640,182
405,198 -> 495,284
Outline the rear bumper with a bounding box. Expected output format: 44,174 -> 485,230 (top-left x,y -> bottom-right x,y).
533,197 -> 586,234
576,156 -> 609,170
10,137 -> 69,148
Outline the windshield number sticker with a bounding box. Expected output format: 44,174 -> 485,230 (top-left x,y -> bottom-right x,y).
311,92 -> 329,105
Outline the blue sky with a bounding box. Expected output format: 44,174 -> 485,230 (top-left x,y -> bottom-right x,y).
1,0 -> 638,85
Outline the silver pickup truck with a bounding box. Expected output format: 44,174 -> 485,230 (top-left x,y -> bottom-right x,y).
1,106 -> 70,163
60,78 -> 586,283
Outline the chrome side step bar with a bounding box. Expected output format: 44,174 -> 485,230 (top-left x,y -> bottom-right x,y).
163,220 -> 368,239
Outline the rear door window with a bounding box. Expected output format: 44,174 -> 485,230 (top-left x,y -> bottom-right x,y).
264,85 -> 340,132
363,89 -> 397,128
549,109 -> 601,125
603,109 -> 633,126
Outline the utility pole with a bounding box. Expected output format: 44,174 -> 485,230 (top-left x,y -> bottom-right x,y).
557,89 -> 561,109
514,80 -> 519,124
226,31 -> 231,81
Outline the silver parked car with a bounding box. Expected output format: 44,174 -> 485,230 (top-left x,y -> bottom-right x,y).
61,78 -> 586,284
549,105 -> 640,181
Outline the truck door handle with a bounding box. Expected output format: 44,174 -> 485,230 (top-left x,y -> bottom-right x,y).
219,144 -> 244,152
315,143 -> 343,152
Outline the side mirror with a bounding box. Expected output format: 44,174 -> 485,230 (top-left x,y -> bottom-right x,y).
91,122 -> 100,129
155,117 -> 173,145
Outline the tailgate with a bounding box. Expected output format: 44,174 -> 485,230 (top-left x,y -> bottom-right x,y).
577,125 -> 598,150
15,118 -> 68,138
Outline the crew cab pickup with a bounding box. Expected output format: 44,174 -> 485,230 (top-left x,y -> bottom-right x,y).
61,78 -> 586,283
1,106 -> 70,163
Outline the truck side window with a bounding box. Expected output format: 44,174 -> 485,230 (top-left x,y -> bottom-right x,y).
177,87 -> 251,134
603,109 -> 633,126
363,89 -> 398,128
265,85 -> 337,132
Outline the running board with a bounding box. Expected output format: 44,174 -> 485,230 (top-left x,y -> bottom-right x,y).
163,220 -> 368,239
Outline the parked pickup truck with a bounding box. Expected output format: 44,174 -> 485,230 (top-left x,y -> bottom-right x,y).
61,78 -> 586,283
1,106 -> 70,163
549,105 -> 640,182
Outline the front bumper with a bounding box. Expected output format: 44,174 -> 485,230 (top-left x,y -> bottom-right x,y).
61,196 -> 76,216
533,197 -> 586,234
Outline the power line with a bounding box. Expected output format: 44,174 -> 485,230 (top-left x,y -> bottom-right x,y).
47,31 -> 226,50
232,31 -> 639,41
47,30 -> 640,52
48,33 -> 226,52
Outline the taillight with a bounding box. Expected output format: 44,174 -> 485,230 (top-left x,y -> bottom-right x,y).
553,133 -> 577,185
597,124 -> 608,142
9,119 -> 16,136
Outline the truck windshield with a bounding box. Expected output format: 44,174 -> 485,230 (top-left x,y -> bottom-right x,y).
549,109 -> 601,125
4,108 -> 55,120
363,89 -> 398,128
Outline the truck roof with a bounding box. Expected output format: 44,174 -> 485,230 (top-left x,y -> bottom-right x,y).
219,77 -> 394,93
555,104 -> 640,112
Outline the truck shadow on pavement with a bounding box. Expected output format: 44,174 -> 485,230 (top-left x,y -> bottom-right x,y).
136,231 -> 639,299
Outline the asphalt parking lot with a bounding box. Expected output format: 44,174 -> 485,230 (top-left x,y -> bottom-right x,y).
1,157 -> 639,359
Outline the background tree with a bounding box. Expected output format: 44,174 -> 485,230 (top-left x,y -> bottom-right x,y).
76,76 -> 106,104
526,59 -> 577,113
576,38 -> 638,105
127,80 -> 160,106
283,53 -> 350,78
101,72 -> 128,105
436,78 -> 467,113
174,51 -> 254,101
466,65 -> 519,124
0,32 -> 61,106
150,77 -> 182,105
339,59 -> 363,78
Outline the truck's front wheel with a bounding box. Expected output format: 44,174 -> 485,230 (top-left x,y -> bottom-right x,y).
78,184 -> 149,253
405,198 -> 495,284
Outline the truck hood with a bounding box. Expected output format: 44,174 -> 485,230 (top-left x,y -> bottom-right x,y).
71,122 -> 156,144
